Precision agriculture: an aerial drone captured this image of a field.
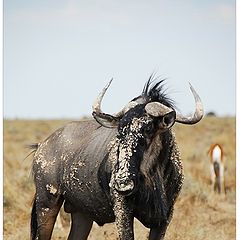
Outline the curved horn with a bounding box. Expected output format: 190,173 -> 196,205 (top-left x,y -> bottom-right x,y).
145,102 -> 174,117
92,80 -> 143,127
176,83 -> 204,125
145,102 -> 176,129
92,79 -> 113,114
92,79 -> 119,128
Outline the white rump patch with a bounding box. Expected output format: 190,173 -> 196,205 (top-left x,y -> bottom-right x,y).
212,145 -> 222,163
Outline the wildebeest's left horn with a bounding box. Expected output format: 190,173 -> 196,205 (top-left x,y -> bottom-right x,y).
176,83 -> 204,125
145,102 -> 174,117
145,102 -> 176,129
92,79 -> 119,128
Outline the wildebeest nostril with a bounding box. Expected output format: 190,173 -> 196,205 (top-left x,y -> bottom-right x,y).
115,179 -> 135,195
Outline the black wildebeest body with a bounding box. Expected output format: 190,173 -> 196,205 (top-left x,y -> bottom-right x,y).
30,78 -> 203,240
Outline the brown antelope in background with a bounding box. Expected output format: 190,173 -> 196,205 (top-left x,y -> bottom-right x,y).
207,144 -> 225,194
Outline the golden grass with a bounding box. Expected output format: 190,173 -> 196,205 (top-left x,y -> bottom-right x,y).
3,117 -> 236,239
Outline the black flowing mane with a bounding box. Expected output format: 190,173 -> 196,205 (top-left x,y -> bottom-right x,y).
140,74 -> 175,109
142,74 -> 174,108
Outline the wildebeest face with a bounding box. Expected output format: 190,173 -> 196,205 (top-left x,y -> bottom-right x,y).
108,104 -> 176,195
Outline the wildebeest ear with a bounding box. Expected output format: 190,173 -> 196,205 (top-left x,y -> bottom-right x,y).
92,112 -> 119,128
159,111 -> 176,129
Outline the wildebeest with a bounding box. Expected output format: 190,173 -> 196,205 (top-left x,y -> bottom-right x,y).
207,143 -> 225,194
30,77 -> 203,240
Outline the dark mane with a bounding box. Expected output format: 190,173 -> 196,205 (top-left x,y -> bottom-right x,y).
141,74 -> 175,109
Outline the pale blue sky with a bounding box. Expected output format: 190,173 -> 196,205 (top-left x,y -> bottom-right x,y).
4,0 -> 236,119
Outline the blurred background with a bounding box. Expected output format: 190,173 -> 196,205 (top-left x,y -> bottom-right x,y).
3,1 -> 236,240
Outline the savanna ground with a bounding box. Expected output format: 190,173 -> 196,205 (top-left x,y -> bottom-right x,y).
3,117 -> 236,239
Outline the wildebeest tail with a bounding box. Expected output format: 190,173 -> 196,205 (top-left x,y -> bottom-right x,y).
25,143 -> 39,160
31,195 -> 38,240
28,143 -> 39,150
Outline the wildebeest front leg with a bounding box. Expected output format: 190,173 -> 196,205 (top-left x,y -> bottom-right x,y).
67,212 -> 93,240
149,226 -> 167,240
149,207 -> 173,240
112,190 -> 134,240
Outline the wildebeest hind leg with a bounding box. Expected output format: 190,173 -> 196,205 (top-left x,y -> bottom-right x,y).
31,194 -> 63,240
67,212 -> 93,240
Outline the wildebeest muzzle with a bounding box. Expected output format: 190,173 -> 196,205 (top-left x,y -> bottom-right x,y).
114,175 -> 137,196
113,166 -> 139,196
110,143 -> 140,196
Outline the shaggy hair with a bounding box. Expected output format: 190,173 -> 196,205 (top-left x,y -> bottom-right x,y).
132,74 -> 175,109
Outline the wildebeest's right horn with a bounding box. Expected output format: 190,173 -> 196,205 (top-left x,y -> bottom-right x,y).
176,83 -> 204,125
92,79 -> 119,128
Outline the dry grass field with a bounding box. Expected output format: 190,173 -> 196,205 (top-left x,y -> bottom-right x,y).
3,117 -> 236,239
